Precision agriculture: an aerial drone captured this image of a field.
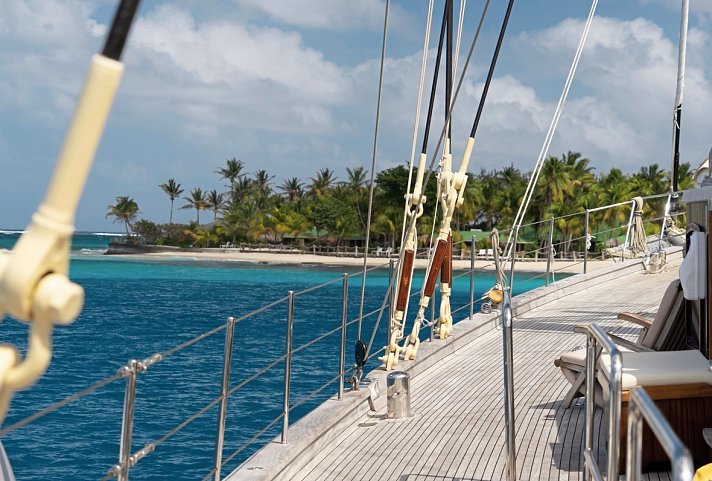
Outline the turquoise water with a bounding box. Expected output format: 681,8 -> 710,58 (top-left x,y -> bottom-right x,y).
0,232 -> 554,480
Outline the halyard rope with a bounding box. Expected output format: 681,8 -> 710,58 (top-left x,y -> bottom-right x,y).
358,0 -> 390,339
504,0 -> 599,259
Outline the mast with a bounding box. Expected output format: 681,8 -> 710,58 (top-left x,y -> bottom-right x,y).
671,0 -> 689,193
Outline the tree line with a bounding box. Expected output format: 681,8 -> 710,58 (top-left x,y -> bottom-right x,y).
105,152 -> 693,249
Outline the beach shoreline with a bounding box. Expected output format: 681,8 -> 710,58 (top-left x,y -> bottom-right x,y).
104,246 -> 620,273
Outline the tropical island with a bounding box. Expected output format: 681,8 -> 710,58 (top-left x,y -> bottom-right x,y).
105,152 -> 693,258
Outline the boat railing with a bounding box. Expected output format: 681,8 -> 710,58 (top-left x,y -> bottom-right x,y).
0,193 -> 686,480
582,322 -> 623,481
578,332 -> 695,481
626,387 -> 694,481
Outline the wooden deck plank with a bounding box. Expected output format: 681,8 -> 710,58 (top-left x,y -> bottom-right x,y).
288,262 -> 681,481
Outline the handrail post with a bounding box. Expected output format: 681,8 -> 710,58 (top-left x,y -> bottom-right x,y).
584,209 -> 589,274
583,324 -> 623,481
389,258 -> 396,327
509,226 -> 519,294
469,238 -> 475,319
584,332 -> 596,481
623,200 -> 636,261
501,289 -> 516,481
659,194 -> 672,252
213,317 -> 236,481
626,387 -> 695,481
546,217 -> 554,286
281,291 -> 295,444
339,274 -> 348,401
430,286 -> 436,342
117,360 -> 139,481
387,258 -> 395,346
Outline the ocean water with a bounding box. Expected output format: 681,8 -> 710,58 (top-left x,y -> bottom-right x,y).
0,232 -> 555,480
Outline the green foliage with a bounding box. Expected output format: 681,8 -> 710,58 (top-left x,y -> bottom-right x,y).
132,219 -> 161,244
120,151 -> 688,250
106,196 -> 140,236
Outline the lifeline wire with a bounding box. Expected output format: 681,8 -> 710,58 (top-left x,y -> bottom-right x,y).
504,0 -> 599,259
357,0 -> 390,340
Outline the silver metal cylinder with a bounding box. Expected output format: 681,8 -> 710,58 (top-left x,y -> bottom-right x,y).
501,291 -> 516,481
430,287 -> 436,342
386,371 -> 411,418
584,333 -> 596,481
470,238 -> 475,319
387,258 -> 395,346
281,291 -> 295,444
623,200 -> 636,261
546,217 -> 554,286
339,274 -> 348,401
509,226 -> 519,294
584,209 -> 589,274
213,317 -> 236,481
118,360 -> 139,481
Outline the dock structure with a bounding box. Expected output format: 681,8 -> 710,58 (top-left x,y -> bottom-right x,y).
229,249 -> 682,481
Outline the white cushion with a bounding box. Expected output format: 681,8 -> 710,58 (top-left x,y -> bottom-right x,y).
680,231 -> 707,300
599,350 -> 712,389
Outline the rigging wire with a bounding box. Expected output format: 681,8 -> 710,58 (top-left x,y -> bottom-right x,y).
503,0 -> 599,260
365,0 -> 491,358
401,0 -> 435,239
399,1 -> 451,327
357,0 -> 390,339
416,0 -> 514,305
671,0 -> 689,193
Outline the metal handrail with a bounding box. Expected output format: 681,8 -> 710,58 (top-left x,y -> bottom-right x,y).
626,387 -> 694,481
582,323 -> 622,481
12,192 -> 688,479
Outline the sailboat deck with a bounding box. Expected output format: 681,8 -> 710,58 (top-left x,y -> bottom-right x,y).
286,261 -> 681,481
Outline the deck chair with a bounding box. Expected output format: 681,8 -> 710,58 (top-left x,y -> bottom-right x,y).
554,278 -> 685,408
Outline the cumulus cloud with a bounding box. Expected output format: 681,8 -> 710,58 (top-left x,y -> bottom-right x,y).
512,15 -> 712,170
238,0 -> 396,31
1,0 -> 711,230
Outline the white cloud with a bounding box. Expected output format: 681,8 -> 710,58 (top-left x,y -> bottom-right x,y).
514,15 -> 712,170
239,0 -> 388,30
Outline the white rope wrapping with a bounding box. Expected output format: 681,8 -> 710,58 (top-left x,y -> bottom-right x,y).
504,0 -> 599,259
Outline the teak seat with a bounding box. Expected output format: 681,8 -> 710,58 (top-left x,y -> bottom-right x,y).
554,279 -> 685,408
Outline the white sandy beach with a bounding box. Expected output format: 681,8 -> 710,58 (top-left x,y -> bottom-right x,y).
107,247 -> 620,273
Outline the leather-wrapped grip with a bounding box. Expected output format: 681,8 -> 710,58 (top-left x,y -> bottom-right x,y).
396,250 -> 415,312
441,234 -> 452,285
425,239 -> 448,297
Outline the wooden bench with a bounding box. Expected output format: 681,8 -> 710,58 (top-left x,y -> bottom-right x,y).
599,350 -> 712,472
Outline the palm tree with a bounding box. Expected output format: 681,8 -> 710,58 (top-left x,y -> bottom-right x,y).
181,188 -> 208,224
216,158 -> 245,201
106,196 -> 140,236
279,177 -> 305,203
159,178 -> 184,225
345,166 -> 369,231
308,168 -> 337,199
206,189 -> 224,224
345,166 -> 368,190
253,169 -> 275,209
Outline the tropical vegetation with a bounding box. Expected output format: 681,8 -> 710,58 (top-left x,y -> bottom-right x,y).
113,152 -> 694,252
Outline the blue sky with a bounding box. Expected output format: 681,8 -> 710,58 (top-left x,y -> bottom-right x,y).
0,0 -> 710,231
